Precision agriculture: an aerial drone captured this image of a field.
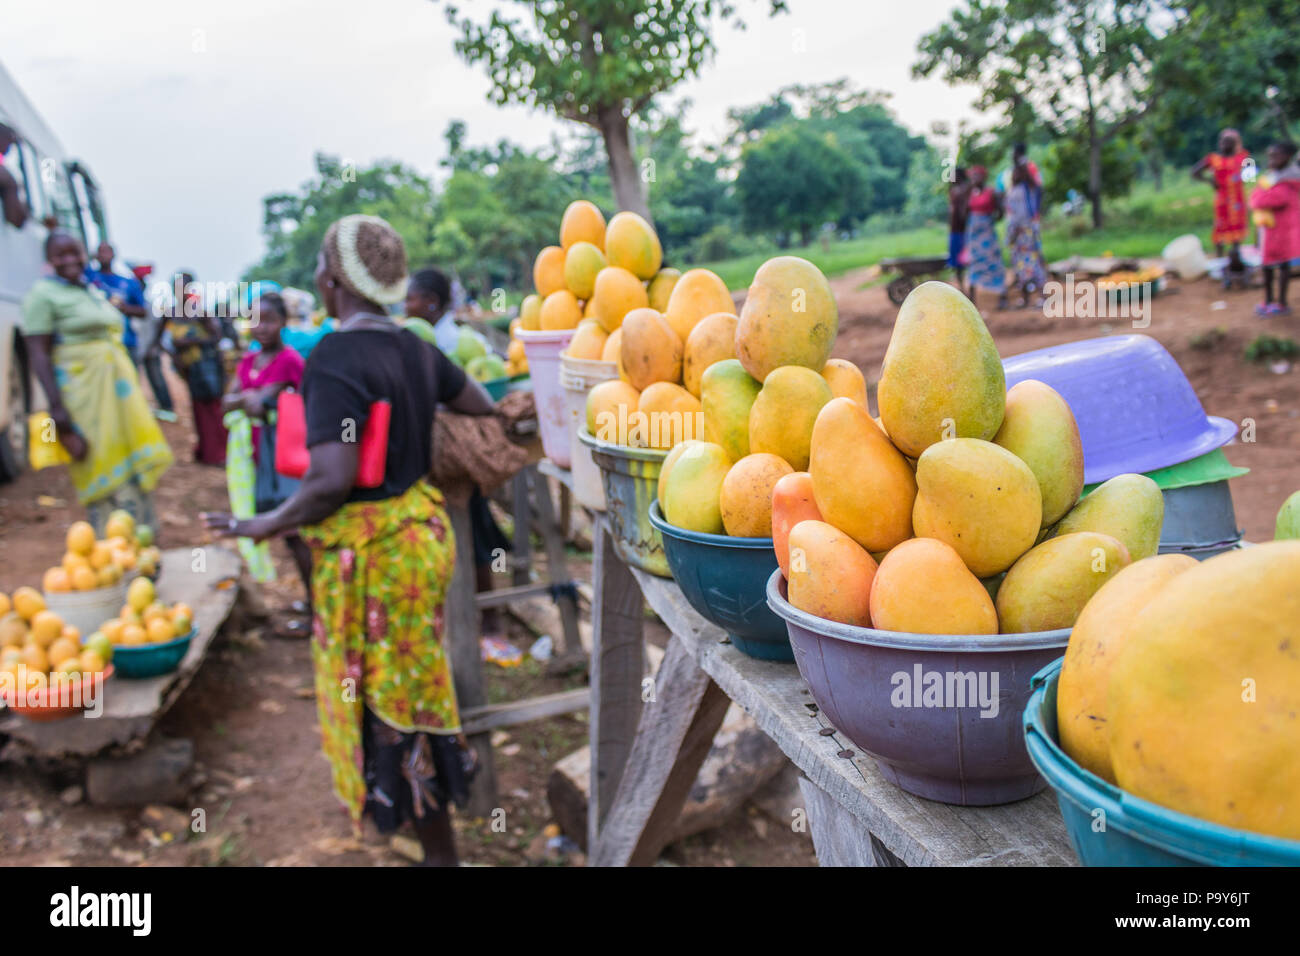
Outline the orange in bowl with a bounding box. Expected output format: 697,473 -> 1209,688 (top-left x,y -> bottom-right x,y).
43,567 -> 71,593
146,618 -> 177,644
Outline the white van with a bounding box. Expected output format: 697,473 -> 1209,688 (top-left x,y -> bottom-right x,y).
0,59 -> 111,482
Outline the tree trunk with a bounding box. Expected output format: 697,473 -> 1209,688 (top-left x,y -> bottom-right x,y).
597,106 -> 652,224
1088,112 -> 1104,229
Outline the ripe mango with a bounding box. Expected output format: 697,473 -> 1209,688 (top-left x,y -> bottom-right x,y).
869,538 -> 998,635
533,245 -> 566,297
566,320 -> 608,360
786,520 -> 877,628
1052,473 -> 1163,560
604,211 -> 662,280
683,312 -> 738,397
772,472 -> 821,578
647,268 -> 681,312
1057,554 -> 1199,782
601,328 -> 628,382
995,531 -> 1131,633
821,359 -> 867,408
638,382 -> 702,451
700,359 -> 761,462
720,453 -> 793,538
877,281 -> 1005,458
585,380 -> 640,443
539,289 -> 582,330
749,366 -> 832,472
912,438 -> 1041,577
519,293 -> 542,331
560,199 -> 606,250
620,308 -> 682,390
663,268 -> 734,344
590,266 -> 649,332
809,397 -> 916,553
1274,490 -> 1300,540
993,380 -> 1084,528
563,241 -> 606,299
735,256 -> 838,382
661,441 -> 730,534
657,439 -> 701,509
1107,542 -> 1300,839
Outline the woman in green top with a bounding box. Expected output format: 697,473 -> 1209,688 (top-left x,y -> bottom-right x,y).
22,232 -> 173,534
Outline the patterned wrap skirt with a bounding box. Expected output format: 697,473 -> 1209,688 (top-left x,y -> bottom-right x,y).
1008,218 -> 1048,292
966,212 -> 1007,294
300,479 -> 471,831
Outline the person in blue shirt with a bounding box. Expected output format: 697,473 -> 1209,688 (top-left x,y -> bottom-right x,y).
85,242 -> 147,358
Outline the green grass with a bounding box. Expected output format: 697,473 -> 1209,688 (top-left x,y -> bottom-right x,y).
699,178 -> 1220,290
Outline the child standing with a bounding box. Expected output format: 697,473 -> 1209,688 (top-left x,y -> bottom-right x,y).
1249,142 -> 1300,316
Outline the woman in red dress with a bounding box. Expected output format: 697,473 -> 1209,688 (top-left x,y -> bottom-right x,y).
1193,129 -> 1251,283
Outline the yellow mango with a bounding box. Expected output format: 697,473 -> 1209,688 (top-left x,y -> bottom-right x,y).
877,281 -> 1005,458
564,242 -> 606,299
664,268 -> 735,343
539,289 -> 582,330
585,380 -> 641,443
1057,554 -> 1198,782
821,359 -> 867,408
566,320 -> 608,360
809,397 -> 916,553
638,382 -> 702,451
519,293 -> 542,331
700,359 -> 761,463
620,308 -> 682,390
661,441 -> 731,534
604,211 -> 662,280
995,532 -> 1131,633
869,538 -> 998,635
993,379 -> 1085,529
748,366 -> 832,472
533,245 -> 566,297
560,199 -> 606,250
1051,473 -> 1164,561
683,312 -> 738,397
786,520 -> 877,627
590,266 -> 649,333
735,256 -> 838,382
719,453 -> 794,538
647,268 -> 681,312
912,438 -> 1041,577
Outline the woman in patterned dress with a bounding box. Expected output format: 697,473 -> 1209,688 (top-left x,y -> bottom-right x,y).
205,215 -> 496,866
964,165 -> 1009,310
1193,129 -> 1251,282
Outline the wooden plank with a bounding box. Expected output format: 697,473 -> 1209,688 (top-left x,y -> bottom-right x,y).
588,634 -> 730,866
535,459 -> 573,493
627,565 -> 1076,867
799,776 -> 904,867
446,501 -> 498,817
586,520 -> 644,852
510,468 -> 533,588
528,469 -> 581,657
0,545 -> 243,757
460,688 -> 588,735
474,581 -> 559,609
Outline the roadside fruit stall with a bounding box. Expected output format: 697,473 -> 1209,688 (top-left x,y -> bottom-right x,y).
507,202 -> 1297,865
0,511 -> 241,775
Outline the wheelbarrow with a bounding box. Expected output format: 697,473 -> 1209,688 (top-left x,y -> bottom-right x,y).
878,256 -> 951,305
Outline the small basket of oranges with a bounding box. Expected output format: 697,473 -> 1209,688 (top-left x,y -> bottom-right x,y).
0,589 -> 114,722
41,514 -> 163,638
88,576 -> 195,679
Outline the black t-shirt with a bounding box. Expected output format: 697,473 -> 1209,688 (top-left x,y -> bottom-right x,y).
301,326 -> 467,503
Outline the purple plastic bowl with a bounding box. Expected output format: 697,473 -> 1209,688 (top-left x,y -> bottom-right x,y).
766,570 -> 1069,806
1002,335 -> 1236,485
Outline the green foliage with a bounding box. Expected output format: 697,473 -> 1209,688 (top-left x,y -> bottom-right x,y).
1040,136 -> 1140,205
1244,335 -> 1300,362
735,125 -> 869,245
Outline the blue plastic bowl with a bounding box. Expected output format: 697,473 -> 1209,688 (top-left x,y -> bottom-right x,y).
103,627 -> 196,679
483,373 -> 530,402
1024,658 -> 1300,866
648,501 -> 792,661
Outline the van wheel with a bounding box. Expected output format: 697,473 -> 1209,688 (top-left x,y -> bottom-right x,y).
0,343 -> 30,484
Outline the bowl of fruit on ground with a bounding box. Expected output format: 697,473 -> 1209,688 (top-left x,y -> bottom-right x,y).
0,590 -> 116,721
87,577 -> 196,679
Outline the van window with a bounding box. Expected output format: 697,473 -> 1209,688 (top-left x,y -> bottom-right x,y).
16,140 -> 46,215
70,165 -> 107,251
44,161 -> 80,235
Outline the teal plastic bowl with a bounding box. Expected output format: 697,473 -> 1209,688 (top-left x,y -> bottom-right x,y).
101,627 -> 196,679
483,373 -> 530,402
647,500 -> 792,661
1024,658 -> 1300,866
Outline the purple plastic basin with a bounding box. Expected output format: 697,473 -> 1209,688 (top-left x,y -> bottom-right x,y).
1002,335 -> 1236,485
766,571 -> 1069,806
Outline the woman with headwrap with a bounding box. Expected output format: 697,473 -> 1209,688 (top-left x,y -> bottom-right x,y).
204,214 -> 496,866
964,165 -> 1009,309
22,232 -> 174,534
1193,129 -> 1251,282
1004,162 -> 1048,306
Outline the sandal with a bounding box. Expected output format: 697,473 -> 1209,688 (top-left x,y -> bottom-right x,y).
272,616 -> 311,639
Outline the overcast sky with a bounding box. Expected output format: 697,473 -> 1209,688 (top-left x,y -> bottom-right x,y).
1,0 -> 974,286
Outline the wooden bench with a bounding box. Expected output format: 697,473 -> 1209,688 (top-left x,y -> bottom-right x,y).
584,516 -> 1077,867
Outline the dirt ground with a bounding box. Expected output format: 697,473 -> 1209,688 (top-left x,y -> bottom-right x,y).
0,271 -> 1295,867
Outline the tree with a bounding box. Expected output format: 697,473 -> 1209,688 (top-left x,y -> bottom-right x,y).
914,0 -> 1172,227
441,0 -> 786,221
735,125 -> 868,245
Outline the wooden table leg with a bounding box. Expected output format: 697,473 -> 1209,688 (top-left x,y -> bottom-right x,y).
530,471 -> 581,658
587,519 -> 645,852
447,501 -> 499,817
589,632 -> 730,867
510,469 -> 534,588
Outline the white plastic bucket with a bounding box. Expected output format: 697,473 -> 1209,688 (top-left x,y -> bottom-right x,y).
518,327 -> 577,467
43,579 -> 129,638
560,354 -> 618,510
1162,234 -> 1209,280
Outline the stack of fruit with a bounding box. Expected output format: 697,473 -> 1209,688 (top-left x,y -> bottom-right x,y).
42,514 -> 161,594
91,577 -> 193,648
0,587 -> 112,695
504,319 -> 528,377
655,276 -> 1163,635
